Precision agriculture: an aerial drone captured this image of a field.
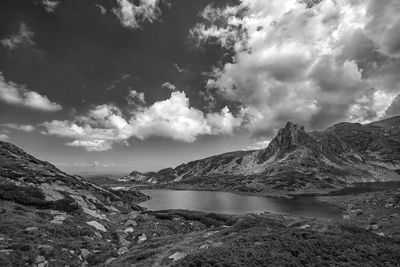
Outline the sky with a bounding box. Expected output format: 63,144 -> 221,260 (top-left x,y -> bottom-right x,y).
0,0 -> 400,174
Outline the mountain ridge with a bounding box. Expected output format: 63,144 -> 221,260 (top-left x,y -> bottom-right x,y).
122,115 -> 400,193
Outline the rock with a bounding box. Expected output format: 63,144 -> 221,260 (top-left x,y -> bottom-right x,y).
124,220 -> 138,227
94,232 -> 103,239
80,248 -> 91,259
138,234 -> 147,244
86,221 -> 107,232
168,252 -> 187,261
37,245 -> 54,255
116,230 -> 129,240
128,211 -> 140,220
124,227 -> 134,233
25,226 -> 38,232
50,214 -> 67,225
390,213 -> 400,218
199,244 -> 209,249
104,258 -> 116,265
385,203 -> 394,208
117,247 -> 128,255
299,224 -> 311,229
342,215 -> 350,220
35,255 -> 48,267
370,224 -> 379,231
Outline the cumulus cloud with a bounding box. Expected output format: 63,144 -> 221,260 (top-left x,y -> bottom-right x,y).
113,0 -> 163,30
127,89 -> 146,106
1,23 -> 34,50
41,0 -> 60,13
246,139 -> 270,150
0,72 -> 62,111
42,91 -> 242,151
161,82 -> 176,91
192,0 -> 400,137
2,124 -> 35,132
385,93 -> 400,117
95,4 -> 107,15
0,134 -> 9,141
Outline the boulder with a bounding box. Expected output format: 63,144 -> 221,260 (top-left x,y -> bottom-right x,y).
124,220 -> 138,227
80,248 -> 91,259
117,247 -> 128,255
24,226 -> 38,232
37,245 -> 54,255
86,221 -> 107,232
168,252 -> 187,261
34,255 -> 48,267
137,234 -> 147,244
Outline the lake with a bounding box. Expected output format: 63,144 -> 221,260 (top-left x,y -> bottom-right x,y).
140,189 -> 343,219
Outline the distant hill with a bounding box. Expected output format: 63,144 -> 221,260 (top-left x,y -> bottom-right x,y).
123,115 -> 400,193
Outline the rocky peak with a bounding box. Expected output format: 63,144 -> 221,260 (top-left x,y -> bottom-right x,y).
258,122 -> 315,162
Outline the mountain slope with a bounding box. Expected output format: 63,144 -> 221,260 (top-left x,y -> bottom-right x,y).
0,140 -> 147,221
124,116 -> 400,193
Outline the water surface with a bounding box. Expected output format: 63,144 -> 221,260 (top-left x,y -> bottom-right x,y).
140,189 -> 342,219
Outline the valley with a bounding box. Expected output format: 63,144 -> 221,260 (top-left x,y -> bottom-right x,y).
1,116 -> 400,266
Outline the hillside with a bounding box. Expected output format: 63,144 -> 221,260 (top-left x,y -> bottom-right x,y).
123,116 -> 400,193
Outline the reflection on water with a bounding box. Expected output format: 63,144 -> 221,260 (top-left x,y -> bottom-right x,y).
140,190 -> 342,219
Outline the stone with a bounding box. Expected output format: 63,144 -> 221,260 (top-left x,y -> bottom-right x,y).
370,224 -> 379,231
104,258 -> 116,265
342,215 -> 350,220
199,244 -> 209,249
137,234 -> 147,244
50,214 -> 67,225
168,252 -> 187,261
117,247 -> 128,255
80,249 -> 91,259
35,255 -> 48,267
124,227 -> 134,233
37,245 -> 54,255
116,230 -> 129,240
25,226 -> 38,232
124,220 -> 138,227
86,221 -> 107,232
94,232 -> 103,239
299,224 -> 311,229
128,211 -> 140,220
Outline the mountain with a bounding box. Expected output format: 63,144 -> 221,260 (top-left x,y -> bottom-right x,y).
124,116 -> 400,193
0,140 -> 147,218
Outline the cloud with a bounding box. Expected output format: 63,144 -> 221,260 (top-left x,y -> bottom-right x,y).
2,124 -> 35,132
0,134 -> 9,141
192,0 -> 400,137
113,0 -> 163,30
127,89 -> 146,106
95,4 -> 107,15
42,91 -> 242,151
41,0 -> 60,13
385,93 -> 400,117
1,23 -> 34,50
0,72 -> 62,111
174,63 -> 184,73
246,139 -> 270,150
161,82 -> 176,91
